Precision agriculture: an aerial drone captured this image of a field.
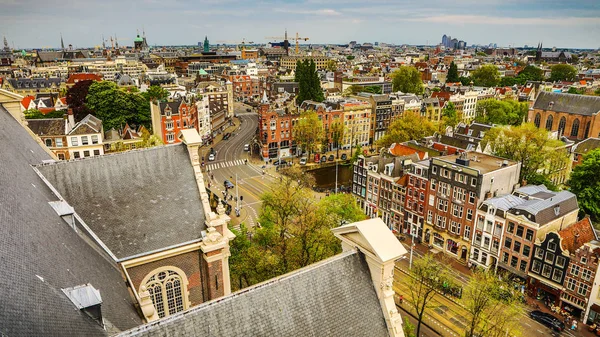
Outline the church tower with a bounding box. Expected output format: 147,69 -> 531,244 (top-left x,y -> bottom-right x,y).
535,42 -> 542,62
203,36 -> 210,53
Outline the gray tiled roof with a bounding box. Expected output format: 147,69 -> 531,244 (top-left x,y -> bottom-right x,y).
27,118 -> 66,136
533,92 -> 600,116
509,190 -> 578,225
573,138 -> 600,155
0,105 -> 142,336
483,194 -> 527,211
117,251 -> 389,337
36,144 -> 206,260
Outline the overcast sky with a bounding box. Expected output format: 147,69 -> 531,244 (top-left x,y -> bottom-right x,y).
1,0 -> 599,49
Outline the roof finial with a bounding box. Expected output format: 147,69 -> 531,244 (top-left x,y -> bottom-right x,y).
261,90 -> 269,104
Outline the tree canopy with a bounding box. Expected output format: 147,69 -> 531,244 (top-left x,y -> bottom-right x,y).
295,59 -> 324,104
482,123 -> 570,188
141,85 -> 170,102
294,110 -> 323,160
471,65 -> 500,87
550,64 -> 577,82
568,148 -> 600,223
23,108 -> 65,119
391,66 -> 424,95
518,65 -> 544,82
447,61 -> 459,83
66,79 -> 94,122
376,112 -> 436,149
86,81 -> 151,130
475,100 -> 528,126
441,102 -> 460,130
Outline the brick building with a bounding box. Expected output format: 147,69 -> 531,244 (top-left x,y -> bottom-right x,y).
150,98 -> 199,144
257,93 -> 297,159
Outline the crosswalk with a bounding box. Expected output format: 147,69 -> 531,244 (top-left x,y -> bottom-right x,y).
206,160 -> 246,171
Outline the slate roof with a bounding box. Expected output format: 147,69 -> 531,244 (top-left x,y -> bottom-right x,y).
117,251 -> 389,337
0,105 -> 142,336
36,144 -> 206,260
7,77 -> 62,89
533,92 -> 600,116
27,118 -> 66,136
69,114 -> 102,135
509,189 -> 578,225
573,138 -> 600,155
559,217 -> 596,254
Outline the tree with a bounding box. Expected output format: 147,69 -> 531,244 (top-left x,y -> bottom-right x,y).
405,254 -> 451,337
568,148 -> 600,223
475,100 -> 528,126
500,77 -> 518,87
376,112 -> 436,149
346,55 -> 355,60
23,108 -> 65,119
459,76 -> 472,86
343,84 -> 363,96
402,317 -> 416,337
326,60 -> 338,72
550,64 -> 577,82
294,110 -> 323,161
86,81 -> 152,130
463,269 -> 524,337
595,88 -> 600,96
391,66 -> 424,94
517,65 -> 544,83
482,123 -> 570,188
441,102 -> 460,130
447,61 -> 459,83
471,65 -> 500,87
330,121 -> 345,159
66,79 -> 94,122
362,85 -> 382,94
141,85 -> 170,102
567,87 -> 584,95
295,59 -> 324,104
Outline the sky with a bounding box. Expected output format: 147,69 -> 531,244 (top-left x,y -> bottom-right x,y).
1,0 -> 599,49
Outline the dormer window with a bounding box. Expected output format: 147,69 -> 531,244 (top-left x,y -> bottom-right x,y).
554,205 -> 560,216
548,101 -> 554,110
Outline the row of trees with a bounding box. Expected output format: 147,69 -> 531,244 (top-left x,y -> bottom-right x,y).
293,110 -> 347,160
405,254 -> 524,337
229,167 -> 366,290
376,112 -> 437,149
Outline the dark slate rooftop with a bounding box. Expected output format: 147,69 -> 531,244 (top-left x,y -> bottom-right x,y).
509,187 -> 578,225
0,105 -> 142,336
533,91 -> 600,116
573,138 -> 600,155
27,118 -> 66,136
117,251 -> 389,337
36,144 -> 206,260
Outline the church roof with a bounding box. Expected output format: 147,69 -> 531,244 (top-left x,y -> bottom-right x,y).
117,251 -> 389,337
36,144 -> 207,260
533,91 -> 600,116
0,104 -> 142,336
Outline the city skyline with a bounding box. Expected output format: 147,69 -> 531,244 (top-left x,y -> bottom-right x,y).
1,0 -> 599,49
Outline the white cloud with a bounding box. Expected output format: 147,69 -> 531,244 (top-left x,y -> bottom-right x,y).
274,8 -> 342,16
405,14 -> 600,26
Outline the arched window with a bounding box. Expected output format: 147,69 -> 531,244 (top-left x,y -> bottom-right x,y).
571,119 -> 580,138
584,121 -> 591,139
45,139 -> 52,147
141,267 -> 189,318
534,113 -> 541,128
545,115 -> 553,131
558,117 -> 567,136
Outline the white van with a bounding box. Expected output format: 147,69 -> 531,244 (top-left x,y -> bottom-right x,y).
299,157 -> 307,165
244,144 -> 250,151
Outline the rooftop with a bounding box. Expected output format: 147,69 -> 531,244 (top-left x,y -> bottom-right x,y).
533,91 -> 600,116
435,151 -> 518,174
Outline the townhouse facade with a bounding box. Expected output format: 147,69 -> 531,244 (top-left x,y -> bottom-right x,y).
150,98 -> 199,144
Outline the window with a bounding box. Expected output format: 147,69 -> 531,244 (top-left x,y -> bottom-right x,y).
552,269 -> 563,283
483,236 -> 491,248
571,265 -> 580,277
93,149 -> 100,156
45,139 -> 52,147
581,256 -> 588,264
471,178 -> 477,187
73,151 -> 80,159
507,222 -> 515,233
430,179 -> 436,191
523,245 -> 531,257
545,252 -> 555,264
504,238 -> 512,249
566,278 -> 576,291
571,118 -> 580,137
534,247 -> 543,259
520,260 -> 527,272
464,226 -> 471,240
578,284 -> 589,297
143,268 -> 188,319
58,153 -> 65,160
511,256 -> 518,268
427,211 -> 433,224
466,209 -> 473,221
432,166 -> 437,175
83,150 -> 90,157
513,241 -> 521,254
166,121 -> 174,130
542,264 -> 552,278
582,268 -> 592,281
55,138 -> 63,147
167,133 -> 175,142
71,137 -> 78,146
516,226 -> 524,237
473,249 -> 480,261
534,113 -> 541,127
91,135 -> 99,144
548,241 -> 557,252
556,256 -> 566,268
525,229 -> 534,241
558,117 -> 567,136
584,121 -> 591,138
81,136 -> 88,145
452,204 -> 463,218
532,260 -> 542,273
545,115 -> 553,130
469,192 -> 476,204
502,252 -> 509,263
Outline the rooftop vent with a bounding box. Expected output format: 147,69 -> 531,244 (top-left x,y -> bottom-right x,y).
456,152 -> 470,167
548,101 -> 554,109
62,284 -> 104,327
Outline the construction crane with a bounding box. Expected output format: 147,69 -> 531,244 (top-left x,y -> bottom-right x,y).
265,31 -> 309,54
215,38 -> 254,51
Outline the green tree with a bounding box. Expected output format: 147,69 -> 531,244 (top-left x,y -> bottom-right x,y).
141,85 -> 170,102
391,66 -> 424,94
294,110 -> 323,161
567,87 -> 584,95
549,64 -> 577,82
402,317 -> 416,337
447,61 -> 459,83
517,65 -> 544,83
343,84 -> 363,96
23,108 -> 65,119
568,148 -> 600,223
482,123 -> 570,188
471,65 -> 500,87
441,102 -> 460,130
330,121 -> 345,159
463,269 -> 524,337
405,254 -> 451,337
326,59 -> 338,72
594,88 -> 600,96
500,77 -> 518,86
295,59 -> 325,104
459,76 -> 472,86
475,100 -> 528,126
346,55 -> 355,60
376,112 -> 436,149
363,85 -> 382,94
86,81 -> 152,130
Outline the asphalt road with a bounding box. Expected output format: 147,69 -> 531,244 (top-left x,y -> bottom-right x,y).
397,305 -> 442,337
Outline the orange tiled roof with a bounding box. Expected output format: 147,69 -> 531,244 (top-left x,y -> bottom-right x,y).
389,143 -> 426,159
21,95 -> 35,109
559,217 -> 596,253
66,73 -> 102,84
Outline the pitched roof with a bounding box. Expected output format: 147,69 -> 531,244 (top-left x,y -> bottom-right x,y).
509,190 -> 578,225
0,105 -> 142,336
69,114 -> 102,135
26,118 -> 66,136
559,218 -> 596,253
533,91 -> 600,116
117,251 -> 389,337
36,144 -> 207,260
573,138 -> 600,156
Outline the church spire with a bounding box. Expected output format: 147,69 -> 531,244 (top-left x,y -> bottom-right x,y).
3,36 -> 9,52
261,90 -> 269,105
60,33 -> 65,50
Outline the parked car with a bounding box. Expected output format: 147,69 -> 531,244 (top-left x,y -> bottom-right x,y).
273,159 -> 287,166
224,180 -> 235,189
299,157 -> 307,165
529,311 -> 565,332
208,153 -> 216,161
328,154 -> 334,161
244,144 -> 250,151
222,132 -> 231,140
246,108 -> 251,112
320,156 -> 327,163
210,147 -> 215,154
341,153 -> 347,160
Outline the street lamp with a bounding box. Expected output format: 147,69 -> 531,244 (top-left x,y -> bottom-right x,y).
409,224 -> 416,270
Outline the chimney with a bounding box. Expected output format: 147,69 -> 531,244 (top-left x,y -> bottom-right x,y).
67,108 -> 75,132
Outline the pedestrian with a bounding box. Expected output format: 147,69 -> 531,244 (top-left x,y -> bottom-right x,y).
571,320 -> 577,330
399,295 -> 404,304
